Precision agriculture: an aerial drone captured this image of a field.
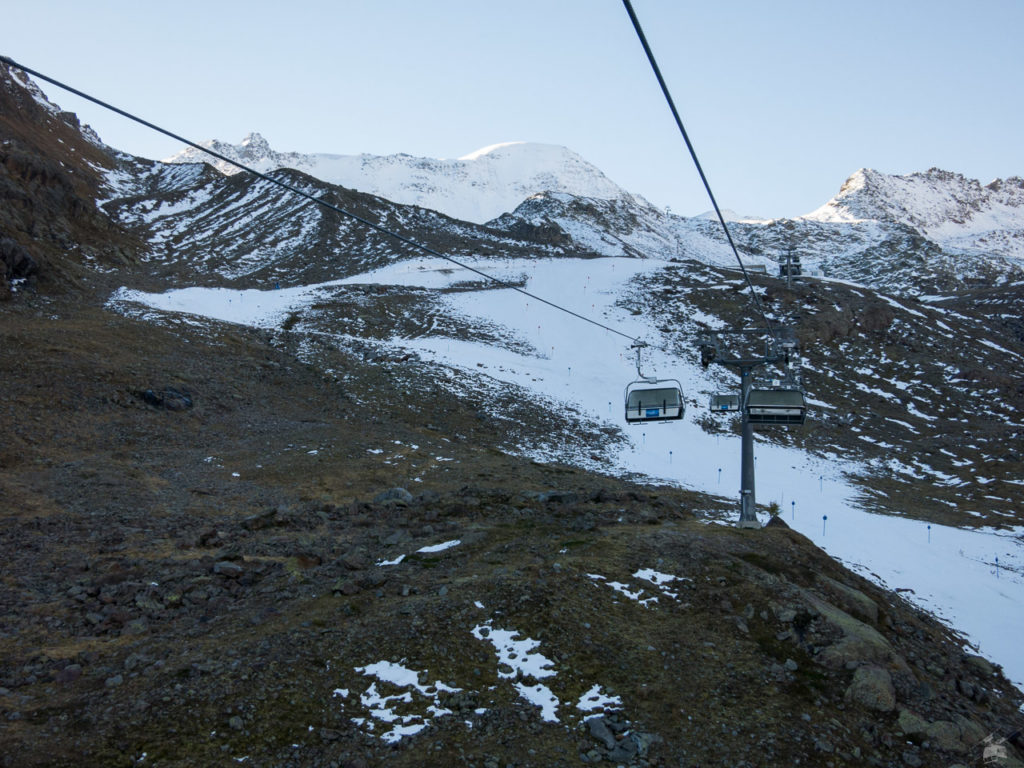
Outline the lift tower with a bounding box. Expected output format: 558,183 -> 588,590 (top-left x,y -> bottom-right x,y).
700,328 -> 804,527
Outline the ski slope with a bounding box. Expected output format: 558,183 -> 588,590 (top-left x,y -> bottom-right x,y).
109,255 -> 1024,689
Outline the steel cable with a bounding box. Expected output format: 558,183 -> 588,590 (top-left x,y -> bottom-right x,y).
621,0 -> 779,343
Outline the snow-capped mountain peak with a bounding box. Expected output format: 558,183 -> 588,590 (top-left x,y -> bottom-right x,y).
802,167 -> 1024,262
237,131 -> 271,155
165,136 -> 634,224
458,141 -> 525,161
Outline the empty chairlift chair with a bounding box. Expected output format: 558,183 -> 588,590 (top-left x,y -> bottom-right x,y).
745,386 -> 806,425
709,393 -> 740,412
625,380 -> 685,424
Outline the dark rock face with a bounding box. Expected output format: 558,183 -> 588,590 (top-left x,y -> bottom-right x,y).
138,388 -> 193,411
0,236 -> 37,280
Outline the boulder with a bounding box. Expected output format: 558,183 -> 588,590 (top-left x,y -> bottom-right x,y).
139,387 -> 193,411
804,592 -> 901,669
817,574 -> 879,624
962,653 -> 995,677
844,665 -> 896,712
897,708 -> 928,737
925,720 -> 966,753
341,550 -> 370,571
0,236 -> 38,280
374,487 -> 413,505
213,561 -> 243,578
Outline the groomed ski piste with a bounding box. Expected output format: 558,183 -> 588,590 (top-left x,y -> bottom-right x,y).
109,254 -> 1024,692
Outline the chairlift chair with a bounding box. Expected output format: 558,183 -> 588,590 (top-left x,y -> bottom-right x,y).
625,379 -> 685,423
745,384 -> 806,425
623,341 -> 684,424
710,393 -> 740,412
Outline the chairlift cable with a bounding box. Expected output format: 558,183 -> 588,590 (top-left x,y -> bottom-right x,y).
0,55 -> 643,346
620,0 -> 778,344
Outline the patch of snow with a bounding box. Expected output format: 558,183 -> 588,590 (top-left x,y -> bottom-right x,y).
417,539 -> 461,554
514,682 -> 560,722
472,623 -> 556,680
575,684 -> 623,715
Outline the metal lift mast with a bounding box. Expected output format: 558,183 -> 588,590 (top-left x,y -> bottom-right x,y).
700,329 -> 801,527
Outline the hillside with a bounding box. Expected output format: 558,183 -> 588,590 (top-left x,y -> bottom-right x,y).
2,62 -> 1024,768
0,62 -> 141,297
6,281 -> 1024,768
164,134 -> 1024,298
165,136 -> 634,226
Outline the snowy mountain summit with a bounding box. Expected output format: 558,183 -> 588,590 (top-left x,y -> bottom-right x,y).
804,167 -> 1024,261
165,135 -> 633,224
159,126 -> 1024,294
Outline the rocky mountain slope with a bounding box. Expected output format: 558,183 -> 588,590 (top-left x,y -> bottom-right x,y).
4,290 -> 1024,768
166,135 -> 635,226
165,133 -> 1024,298
3,62 -> 1024,768
805,167 -> 1024,260
0,62 -> 141,297
101,129 -> 1024,532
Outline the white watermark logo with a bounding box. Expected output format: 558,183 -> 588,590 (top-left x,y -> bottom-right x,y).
981,733 -> 1010,765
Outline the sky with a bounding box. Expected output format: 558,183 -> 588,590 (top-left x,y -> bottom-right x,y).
4,0 -> 1024,219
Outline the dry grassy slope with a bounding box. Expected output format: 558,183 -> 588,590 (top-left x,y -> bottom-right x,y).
0,63 -> 142,296
2,288 -> 1023,768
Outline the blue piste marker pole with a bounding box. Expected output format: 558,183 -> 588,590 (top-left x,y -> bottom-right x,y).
717,468 -> 721,486
791,500 -> 795,520
642,432 -> 646,446
996,556 -> 1000,579
669,450 -> 673,464
819,475 -> 823,493
822,515 -> 828,536
927,524 -> 931,544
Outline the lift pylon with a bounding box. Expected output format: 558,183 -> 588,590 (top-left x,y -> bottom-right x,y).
699,328 -> 806,527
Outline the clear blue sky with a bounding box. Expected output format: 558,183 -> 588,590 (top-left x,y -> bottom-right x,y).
5,0 -> 1023,218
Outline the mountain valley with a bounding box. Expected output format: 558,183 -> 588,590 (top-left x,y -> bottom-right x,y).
3,60 -> 1024,768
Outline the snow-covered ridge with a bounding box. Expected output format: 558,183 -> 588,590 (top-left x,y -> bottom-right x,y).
165,134 -> 633,224
803,168 -> 1024,261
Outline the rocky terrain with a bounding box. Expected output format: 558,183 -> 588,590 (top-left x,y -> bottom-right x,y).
3,61 -> 1024,768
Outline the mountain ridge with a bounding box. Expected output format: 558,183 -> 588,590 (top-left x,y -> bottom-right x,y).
804,167 -> 1024,261
162,131 -> 1024,296
165,134 -> 634,225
